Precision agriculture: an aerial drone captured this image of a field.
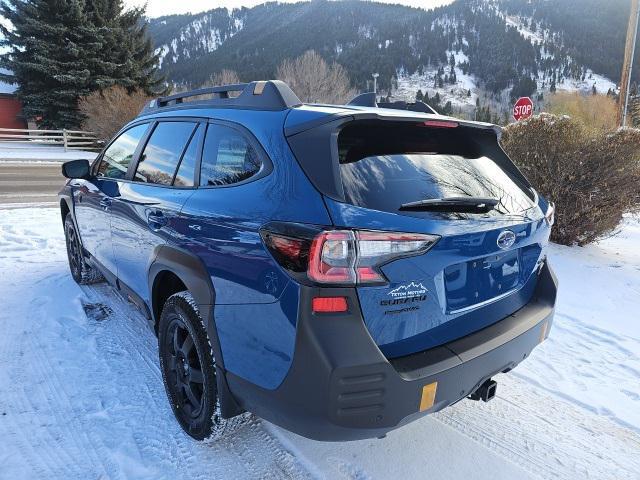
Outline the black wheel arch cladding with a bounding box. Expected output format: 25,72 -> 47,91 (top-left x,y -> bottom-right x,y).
148,244 -> 244,418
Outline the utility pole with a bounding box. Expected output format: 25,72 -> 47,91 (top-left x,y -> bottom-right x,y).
372,73 -> 379,96
618,0 -> 640,127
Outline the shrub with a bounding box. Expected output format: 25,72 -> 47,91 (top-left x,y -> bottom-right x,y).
79,86 -> 152,141
501,114 -> 640,246
544,91 -> 617,134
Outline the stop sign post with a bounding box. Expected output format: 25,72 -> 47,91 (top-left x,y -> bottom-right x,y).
513,97 -> 534,121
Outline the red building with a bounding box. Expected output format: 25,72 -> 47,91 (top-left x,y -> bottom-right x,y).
0,70 -> 27,129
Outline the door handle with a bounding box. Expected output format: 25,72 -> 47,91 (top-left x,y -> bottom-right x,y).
147,210 -> 167,230
99,198 -> 112,211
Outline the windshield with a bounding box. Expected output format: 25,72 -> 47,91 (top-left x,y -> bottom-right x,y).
338,121 -> 535,218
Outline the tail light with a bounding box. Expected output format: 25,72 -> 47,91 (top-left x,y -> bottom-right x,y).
261,224 -> 438,286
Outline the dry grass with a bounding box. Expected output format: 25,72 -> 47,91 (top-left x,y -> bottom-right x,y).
544,92 -> 618,134
502,114 -> 640,245
79,86 -> 151,141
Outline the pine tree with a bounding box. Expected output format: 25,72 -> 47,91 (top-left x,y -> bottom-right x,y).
416,89 -> 424,102
0,0 -> 163,128
0,0 -> 96,127
87,0 -> 164,94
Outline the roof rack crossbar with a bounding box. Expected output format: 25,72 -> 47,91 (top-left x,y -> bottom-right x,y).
157,84 -> 249,107
141,80 -> 302,114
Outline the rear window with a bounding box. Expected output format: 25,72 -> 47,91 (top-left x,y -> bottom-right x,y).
338,121 -> 534,217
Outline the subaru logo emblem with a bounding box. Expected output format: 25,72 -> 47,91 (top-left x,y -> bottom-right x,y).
497,230 -> 516,250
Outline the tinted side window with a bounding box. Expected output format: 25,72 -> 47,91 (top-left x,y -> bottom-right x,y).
200,124 -> 261,186
97,124 -> 148,179
134,122 -> 197,185
174,124 -> 203,187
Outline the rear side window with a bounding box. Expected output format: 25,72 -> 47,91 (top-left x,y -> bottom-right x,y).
135,122 -> 197,185
338,122 -> 534,217
200,124 -> 261,186
173,124 -> 203,187
97,124 -> 148,179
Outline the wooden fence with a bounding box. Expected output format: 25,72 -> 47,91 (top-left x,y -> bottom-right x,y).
0,128 -> 101,151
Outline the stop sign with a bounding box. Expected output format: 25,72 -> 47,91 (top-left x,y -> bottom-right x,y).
513,97 -> 534,121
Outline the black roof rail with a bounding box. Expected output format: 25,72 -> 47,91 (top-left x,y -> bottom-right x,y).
346,92 -> 438,114
141,80 -> 302,114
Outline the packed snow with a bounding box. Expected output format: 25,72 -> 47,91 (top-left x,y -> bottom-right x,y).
0,207 -> 639,479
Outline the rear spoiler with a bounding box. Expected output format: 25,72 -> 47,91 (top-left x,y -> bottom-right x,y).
347,92 -> 438,115
284,108 -> 502,139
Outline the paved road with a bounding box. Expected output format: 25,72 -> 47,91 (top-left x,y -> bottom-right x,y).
0,163 -> 65,207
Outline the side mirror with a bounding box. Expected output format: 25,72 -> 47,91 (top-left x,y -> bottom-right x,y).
62,159 -> 91,179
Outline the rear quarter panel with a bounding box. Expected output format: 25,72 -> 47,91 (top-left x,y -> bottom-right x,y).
174,110 -> 331,389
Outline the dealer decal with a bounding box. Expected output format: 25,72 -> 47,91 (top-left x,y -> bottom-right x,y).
380,282 -> 428,312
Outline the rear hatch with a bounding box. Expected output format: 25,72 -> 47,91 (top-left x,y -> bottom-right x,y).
287,115 -> 551,359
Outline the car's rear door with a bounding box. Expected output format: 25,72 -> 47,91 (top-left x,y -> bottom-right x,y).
110,119 -> 203,304
74,123 -> 150,276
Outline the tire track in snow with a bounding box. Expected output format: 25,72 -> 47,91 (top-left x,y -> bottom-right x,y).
0,208 -> 313,480
434,375 -> 640,480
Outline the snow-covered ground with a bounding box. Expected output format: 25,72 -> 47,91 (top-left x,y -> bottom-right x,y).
0,208 -> 639,479
0,142 -> 98,163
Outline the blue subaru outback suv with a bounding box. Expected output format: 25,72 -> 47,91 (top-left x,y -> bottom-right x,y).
59,80 -> 557,441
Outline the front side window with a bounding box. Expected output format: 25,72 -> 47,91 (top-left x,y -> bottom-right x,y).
96,124 -> 149,179
200,124 -> 261,186
134,122 -> 197,185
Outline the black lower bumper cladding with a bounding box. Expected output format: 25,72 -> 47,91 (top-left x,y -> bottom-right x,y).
226,262 -> 558,441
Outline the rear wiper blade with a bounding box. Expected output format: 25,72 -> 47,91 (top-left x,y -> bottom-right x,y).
399,197 -> 500,213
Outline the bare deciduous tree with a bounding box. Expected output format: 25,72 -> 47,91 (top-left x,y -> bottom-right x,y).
277,50 -> 356,104
208,69 -> 241,86
79,86 -> 151,141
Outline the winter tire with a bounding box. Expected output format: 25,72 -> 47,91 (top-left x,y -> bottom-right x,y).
158,291 -> 249,441
64,215 -> 103,285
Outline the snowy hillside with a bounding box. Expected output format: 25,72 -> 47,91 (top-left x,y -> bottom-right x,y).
390,4 -> 618,113
153,9 -> 246,69
1,208 -> 639,479
146,0 -> 627,117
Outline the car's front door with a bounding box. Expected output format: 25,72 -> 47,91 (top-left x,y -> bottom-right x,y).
74,123 -> 150,275
110,120 -> 202,303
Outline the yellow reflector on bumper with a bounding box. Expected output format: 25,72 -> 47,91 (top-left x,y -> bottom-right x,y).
419,382 -> 438,412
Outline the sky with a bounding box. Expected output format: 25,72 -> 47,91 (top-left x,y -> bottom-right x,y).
126,0 -> 455,19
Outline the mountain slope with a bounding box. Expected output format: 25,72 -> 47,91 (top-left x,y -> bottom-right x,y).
147,0 -> 637,105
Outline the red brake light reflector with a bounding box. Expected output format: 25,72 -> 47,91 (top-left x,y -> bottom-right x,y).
312,296 -> 348,313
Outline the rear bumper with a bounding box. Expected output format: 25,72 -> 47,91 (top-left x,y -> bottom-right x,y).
226,261 -> 557,441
